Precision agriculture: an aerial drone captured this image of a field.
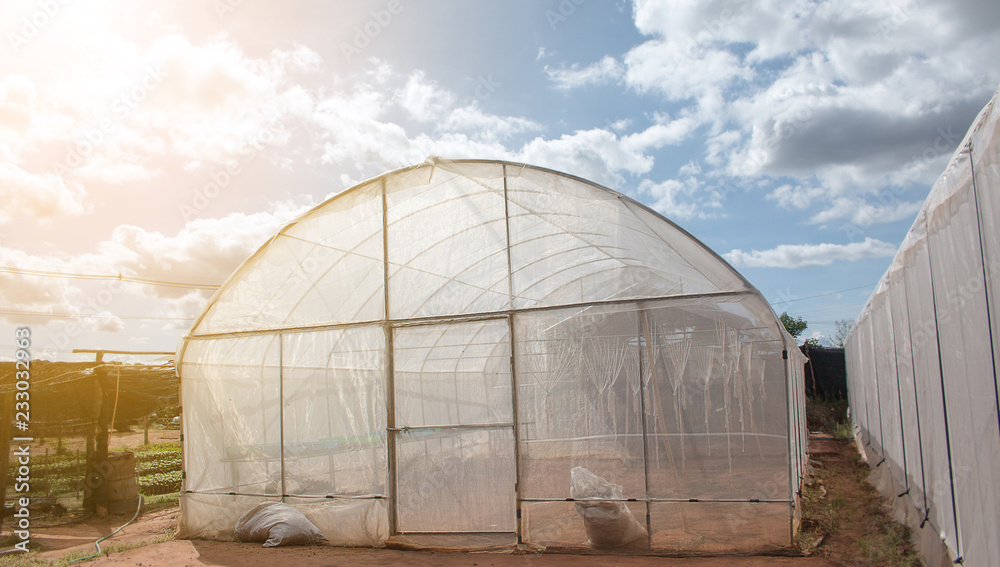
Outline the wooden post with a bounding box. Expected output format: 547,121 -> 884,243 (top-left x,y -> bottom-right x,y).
0,392 -> 13,531
84,351 -> 114,513
143,415 -> 149,446
805,344 -> 818,398
94,359 -> 113,513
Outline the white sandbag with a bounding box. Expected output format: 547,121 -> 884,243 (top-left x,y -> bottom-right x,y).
570,466 -> 647,549
233,502 -> 329,547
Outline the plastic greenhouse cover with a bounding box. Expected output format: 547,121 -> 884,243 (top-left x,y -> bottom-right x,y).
845,84 -> 1000,565
178,157 -> 807,552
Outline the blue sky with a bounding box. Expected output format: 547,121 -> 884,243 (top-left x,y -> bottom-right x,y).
2,0 -> 999,360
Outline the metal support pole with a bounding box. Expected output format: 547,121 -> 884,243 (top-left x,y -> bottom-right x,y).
924,213 -> 965,560
502,165 -> 525,543
968,142 -> 1000,441
901,275 -> 931,517
382,179 -> 399,536
279,333 -> 286,502
637,307 -> 653,549
781,340 -> 795,546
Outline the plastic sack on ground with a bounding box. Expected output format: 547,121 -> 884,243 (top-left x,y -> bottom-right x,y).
233,502 -> 329,547
570,466 -> 648,549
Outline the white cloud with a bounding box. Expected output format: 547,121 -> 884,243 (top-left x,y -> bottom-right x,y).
518,128 -> 654,188
397,70 -> 455,122
638,175 -> 720,220
157,291 -> 213,330
767,184 -> 828,211
1,201 -> 310,328
0,164 -> 88,222
545,56 -> 624,89
439,105 -> 542,139
624,38 -> 749,104
809,197 -> 924,227
613,0 -> 1000,223
724,237 -> 897,268
313,65 -> 540,171
315,87 -> 422,170
0,75 -> 37,158
72,152 -> 158,184
97,204 -> 309,299
94,310 -> 125,333
0,249 -> 77,321
134,34 -> 311,164
622,114 -> 700,152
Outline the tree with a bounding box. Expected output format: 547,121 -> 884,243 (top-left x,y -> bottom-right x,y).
830,318 -> 855,348
779,312 -> 808,339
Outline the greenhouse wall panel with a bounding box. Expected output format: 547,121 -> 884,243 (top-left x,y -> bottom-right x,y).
845,84 -> 1000,566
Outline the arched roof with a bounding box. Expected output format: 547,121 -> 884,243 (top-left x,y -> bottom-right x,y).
185,157 -> 778,339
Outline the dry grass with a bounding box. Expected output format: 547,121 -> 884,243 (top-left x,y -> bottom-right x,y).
798,396 -> 921,566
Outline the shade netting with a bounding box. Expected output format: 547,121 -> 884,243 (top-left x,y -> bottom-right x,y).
845,85 -> 1000,566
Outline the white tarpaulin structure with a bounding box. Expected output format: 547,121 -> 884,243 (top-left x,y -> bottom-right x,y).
845,85 -> 1000,566
177,157 -> 807,552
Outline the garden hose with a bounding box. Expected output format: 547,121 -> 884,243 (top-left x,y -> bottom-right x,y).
68,494 -> 144,564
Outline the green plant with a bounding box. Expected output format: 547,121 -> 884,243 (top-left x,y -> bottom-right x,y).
780,312 -> 808,338
142,490 -> 180,512
139,470 -> 182,495
832,420 -> 854,440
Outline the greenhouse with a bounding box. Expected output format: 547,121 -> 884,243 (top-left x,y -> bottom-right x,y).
176,157 -> 808,552
845,86 -> 1000,566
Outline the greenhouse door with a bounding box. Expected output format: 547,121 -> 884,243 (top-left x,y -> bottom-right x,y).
391,319 -> 517,534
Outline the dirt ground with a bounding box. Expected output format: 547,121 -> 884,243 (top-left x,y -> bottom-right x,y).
7,433 -> 892,567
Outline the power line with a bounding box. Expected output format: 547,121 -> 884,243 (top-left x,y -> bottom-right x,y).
0,265 -> 221,290
769,283 -> 875,306
0,308 -> 194,321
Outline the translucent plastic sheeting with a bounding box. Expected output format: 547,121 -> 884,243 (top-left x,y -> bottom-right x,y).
392,318 -> 516,533
193,180 -> 385,334
846,85 -> 1000,565
870,291 -> 907,489
284,496 -> 389,546
972,97 -> 1000,411
927,173 -> 1000,564
505,169 -> 744,310
860,318 -> 883,456
641,298 -> 789,501
181,335 -> 281,494
521,500 -> 792,553
281,326 -> 387,497
514,296 -> 792,502
386,167 -> 510,319
179,157 -> 806,550
395,427 -> 516,533
393,319 -> 512,428
792,324 -> 808,495
191,158 -> 750,338
515,303 -> 646,499
177,493 -> 389,546
177,494 -> 275,541
648,502 -> 790,552
521,501 -> 648,549
888,265 -> 927,512
848,322 -> 868,449
903,230 -> 959,550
